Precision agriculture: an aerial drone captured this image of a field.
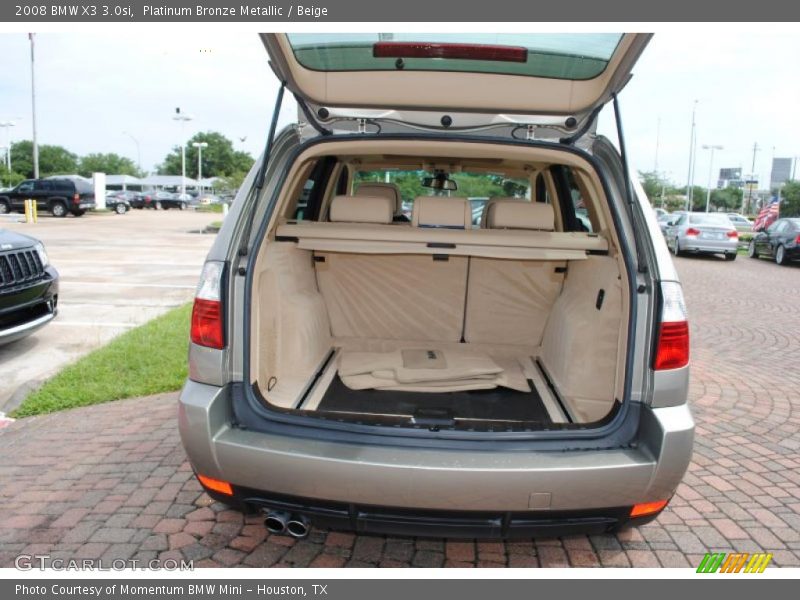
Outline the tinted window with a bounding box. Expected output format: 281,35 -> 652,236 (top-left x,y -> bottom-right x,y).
287,34 -> 623,80
689,213 -> 732,226
17,181 -> 34,193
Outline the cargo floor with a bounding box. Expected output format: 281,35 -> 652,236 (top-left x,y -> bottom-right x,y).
314,375 -> 554,424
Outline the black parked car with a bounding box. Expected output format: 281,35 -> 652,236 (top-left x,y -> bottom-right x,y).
0,229 -> 58,345
748,218 -> 800,265
104,191 -> 131,214
0,178 -> 96,217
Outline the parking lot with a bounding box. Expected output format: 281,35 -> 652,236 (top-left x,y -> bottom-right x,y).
0,248 -> 798,568
0,210 -> 216,412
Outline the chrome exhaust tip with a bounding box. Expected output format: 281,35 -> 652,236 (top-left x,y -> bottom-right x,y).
264,510 -> 290,534
286,514 -> 311,538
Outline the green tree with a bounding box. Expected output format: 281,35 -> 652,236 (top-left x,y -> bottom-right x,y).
78,153 -> 142,178
710,187 -> 743,212
157,132 -> 253,179
212,171 -> 248,194
10,140 -> 79,178
781,181 -> 800,217
638,171 -> 662,202
0,165 -> 25,188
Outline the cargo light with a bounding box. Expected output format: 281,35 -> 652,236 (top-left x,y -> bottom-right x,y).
630,499 -> 669,518
190,261 -> 225,349
197,474 -> 233,496
653,281 -> 690,371
373,41 -> 528,63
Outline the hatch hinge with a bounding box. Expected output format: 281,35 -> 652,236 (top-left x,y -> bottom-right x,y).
526,124 -> 536,141
357,118 -> 368,134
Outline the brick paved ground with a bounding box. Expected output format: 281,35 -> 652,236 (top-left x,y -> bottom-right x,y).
1,254 -> 799,568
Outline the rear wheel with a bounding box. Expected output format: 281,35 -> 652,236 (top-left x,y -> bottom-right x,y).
0,200 -> 9,214
775,245 -> 788,266
51,201 -> 67,218
115,203 -> 127,215
180,201 -> 187,211
672,237 -> 683,257
747,240 -> 758,258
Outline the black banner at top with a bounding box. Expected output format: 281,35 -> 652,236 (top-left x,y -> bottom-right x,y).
2,0 -> 800,22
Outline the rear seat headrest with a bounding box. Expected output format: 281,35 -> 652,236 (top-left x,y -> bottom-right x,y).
356,182 -> 402,215
485,198 -> 555,231
329,194 -> 394,224
412,196 -> 472,229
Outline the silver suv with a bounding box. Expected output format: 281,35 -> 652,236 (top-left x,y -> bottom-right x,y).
179,33 -> 693,540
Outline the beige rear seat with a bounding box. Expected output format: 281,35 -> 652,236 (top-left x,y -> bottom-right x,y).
464,199 -> 566,345
412,196 -> 473,229
315,194 -> 469,342
355,182 -> 408,222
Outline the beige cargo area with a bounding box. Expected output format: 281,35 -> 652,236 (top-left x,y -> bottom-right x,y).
249,140 -> 629,429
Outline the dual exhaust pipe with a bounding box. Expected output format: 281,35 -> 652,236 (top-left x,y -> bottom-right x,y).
264,510 -> 311,538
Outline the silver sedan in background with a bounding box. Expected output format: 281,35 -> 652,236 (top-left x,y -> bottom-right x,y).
666,212 -> 739,261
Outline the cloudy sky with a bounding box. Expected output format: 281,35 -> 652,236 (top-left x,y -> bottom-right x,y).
0,29 -> 798,187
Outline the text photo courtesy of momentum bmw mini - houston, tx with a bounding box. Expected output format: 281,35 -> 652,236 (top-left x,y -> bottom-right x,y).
1,3 -> 800,591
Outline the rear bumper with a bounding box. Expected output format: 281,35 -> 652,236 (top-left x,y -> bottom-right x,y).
205,485 -> 659,539
179,380 -> 694,536
681,237 -> 738,254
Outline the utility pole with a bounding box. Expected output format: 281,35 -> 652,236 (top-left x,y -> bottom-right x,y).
654,117 -> 660,173
703,145 -> 723,212
29,33 -> 39,179
685,100 -> 698,211
746,142 -> 759,214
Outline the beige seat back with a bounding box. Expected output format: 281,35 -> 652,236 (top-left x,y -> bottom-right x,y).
412,196 -> 472,229
316,194 -> 469,342
484,198 -> 555,231
356,182 -> 403,217
329,194 -> 394,224
464,198 -> 563,345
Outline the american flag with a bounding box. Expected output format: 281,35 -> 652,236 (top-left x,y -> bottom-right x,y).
753,197 -> 780,231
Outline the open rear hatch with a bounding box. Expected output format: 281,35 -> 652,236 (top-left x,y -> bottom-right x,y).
261,33 -> 651,133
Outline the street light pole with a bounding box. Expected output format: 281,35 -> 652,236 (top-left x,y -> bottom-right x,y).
122,131 -> 141,173
702,144 -> 723,213
192,142 -> 208,194
0,121 -> 16,171
172,108 -> 192,198
685,100 -> 698,211
29,33 -> 39,179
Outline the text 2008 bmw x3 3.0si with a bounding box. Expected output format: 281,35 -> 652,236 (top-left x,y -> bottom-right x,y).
179,33 -> 693,539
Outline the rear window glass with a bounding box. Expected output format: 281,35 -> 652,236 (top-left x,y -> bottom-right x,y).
353,169 -> 529,227
287,33 -> 623,80
689,214 -> 733,226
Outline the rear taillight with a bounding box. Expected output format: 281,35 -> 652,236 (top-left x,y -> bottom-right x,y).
653,282 -> 689,371
795,234 -> 800,244
190,261 -> 224,349
685,228 -> 700,236
726,230 -> 738,238
373,41 -> 528,63
73,193 -> 80,204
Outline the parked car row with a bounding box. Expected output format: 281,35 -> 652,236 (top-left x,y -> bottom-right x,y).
0,178 -> 228,219
747,218 -> 800,265
0,178 -> 96,217
656,209 -> 799,266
